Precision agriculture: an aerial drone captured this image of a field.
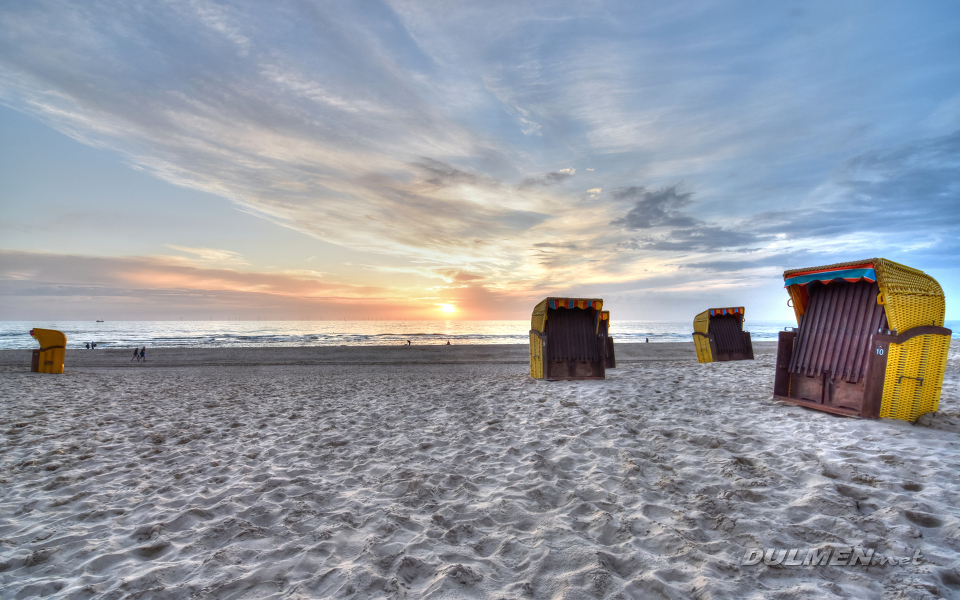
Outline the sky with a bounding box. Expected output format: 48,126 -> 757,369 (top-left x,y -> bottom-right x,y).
1,0 -> 959,321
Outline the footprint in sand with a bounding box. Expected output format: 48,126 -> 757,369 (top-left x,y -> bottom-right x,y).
904,510 -> 943,528
835,483 -> 870,501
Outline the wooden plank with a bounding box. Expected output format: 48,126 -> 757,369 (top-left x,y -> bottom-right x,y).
791,285 -> 820,374
774,331 -> 795,397
774,394 -> 862,418
843,282 -> 870,382
889,325 -> 953,344
853,284 -> 885,383
807,283 -> 834,376
829,282 -> 857,379
817,283 -> 847,376
861,333 -> 894,419
804,284 -> 836,376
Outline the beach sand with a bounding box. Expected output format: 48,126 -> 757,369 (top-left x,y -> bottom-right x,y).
1,341 -> 959,599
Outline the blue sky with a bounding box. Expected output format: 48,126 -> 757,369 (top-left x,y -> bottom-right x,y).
1,1 -> 958,320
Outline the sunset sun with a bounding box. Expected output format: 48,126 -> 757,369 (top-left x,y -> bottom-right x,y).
439,303 -> 456,314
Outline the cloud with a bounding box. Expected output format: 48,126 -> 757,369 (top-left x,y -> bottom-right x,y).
435,269 -> 485,283
752,130 -> 960,241
610,185 -> 699,230
605,184 -> 767,252
532,242 -> 579,250
617,226 -> 765,252
0,249 -> 571,320
164,245 -> 249,267
520,167 -> 576,187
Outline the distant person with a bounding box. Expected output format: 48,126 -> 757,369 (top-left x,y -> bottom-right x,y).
132,347 -> 140,362
86,343 -> 90,350
140,346 -> 146,362
446,340 -> 451,345
91,342 -> 96,349
406,340 -> 411,346
645,338 -> 649,343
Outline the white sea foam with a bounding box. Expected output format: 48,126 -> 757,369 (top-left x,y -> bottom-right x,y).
0,320 -> 834,350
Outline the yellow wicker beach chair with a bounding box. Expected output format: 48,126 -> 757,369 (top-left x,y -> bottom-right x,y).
692,307 -> 754,363
530,297 -> 606,380
773,258 -> 951,421
30,328 -> 66,374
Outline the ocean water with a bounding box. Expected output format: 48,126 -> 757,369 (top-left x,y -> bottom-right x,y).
1,320 -> 957,350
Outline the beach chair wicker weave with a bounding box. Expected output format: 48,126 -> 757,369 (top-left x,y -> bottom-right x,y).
530,297 -> 606,380
774,258 -> 951,421
692,307 -> 754,363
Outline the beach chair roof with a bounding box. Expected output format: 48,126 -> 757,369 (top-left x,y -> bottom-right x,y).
782,258 -> 944,333
531,297 -> 603,333
30,328 -> 66,349
693,307 -> 744,335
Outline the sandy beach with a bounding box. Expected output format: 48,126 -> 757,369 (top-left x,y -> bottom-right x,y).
2,341 -> 959,599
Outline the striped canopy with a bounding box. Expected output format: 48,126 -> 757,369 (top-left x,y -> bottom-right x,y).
548,298 -> 601,310
709,307 -> 742,317
783,263 -> 876,288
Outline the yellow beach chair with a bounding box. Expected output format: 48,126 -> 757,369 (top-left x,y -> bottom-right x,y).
773,258 -> 952,421
30,328 -> 67,374
692,307 -> 754,363
530,297 -> 606,380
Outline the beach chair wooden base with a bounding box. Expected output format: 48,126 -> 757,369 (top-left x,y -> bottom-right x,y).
773,326 -> 951,419
544,359 -> 605,381
693,331 -> 754,362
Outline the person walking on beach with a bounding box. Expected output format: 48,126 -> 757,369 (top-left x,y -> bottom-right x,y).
140,346 -> 146,362
406,340 -> 411,346
132,347 -> 140,361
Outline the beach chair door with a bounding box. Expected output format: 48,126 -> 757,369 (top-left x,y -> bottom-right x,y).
708,313 -> 752,361
544,307 -> 605,380
779,280 -> 887,416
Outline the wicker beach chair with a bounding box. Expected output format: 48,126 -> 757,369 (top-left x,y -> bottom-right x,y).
530,298 -> 607,380
30,328 -> 66,374
692,307 -> 754,363
773,258 -> 952,421
599,310 -> 616,369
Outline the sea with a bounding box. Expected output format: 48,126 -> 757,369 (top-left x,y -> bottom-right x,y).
2,320 -> 958,350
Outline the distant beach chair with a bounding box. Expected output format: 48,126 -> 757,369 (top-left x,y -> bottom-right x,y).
30,328 -> 66,374
599,310 -> 616,369
529,297 -> 607,380
773,258 -> 952,421
692,307 -> 754,363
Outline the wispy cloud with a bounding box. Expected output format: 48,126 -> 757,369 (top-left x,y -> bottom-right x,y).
164,245 -> 249,267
